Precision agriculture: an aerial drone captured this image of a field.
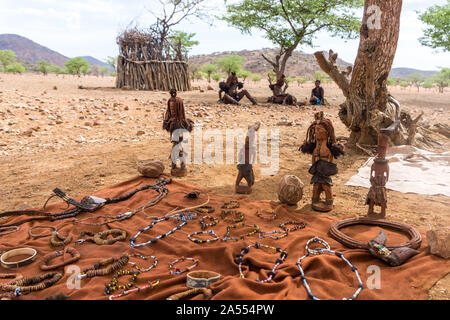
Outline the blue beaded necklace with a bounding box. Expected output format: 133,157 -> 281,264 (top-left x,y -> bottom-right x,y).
130,212 -> 197,248
296,237 -> 363,300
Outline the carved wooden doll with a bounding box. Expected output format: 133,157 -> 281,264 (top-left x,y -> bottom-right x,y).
235,122 -> 260,194
300,112 -> 344,212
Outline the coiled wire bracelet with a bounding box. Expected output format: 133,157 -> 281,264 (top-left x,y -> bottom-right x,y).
222,222 -> 260,242
78,255 -> 130,280
0,226 -> 20,237
130,213 -> 196,248
255,209 -> 277,221
108,279 -> 160,300
40,247 -> 81,271
28,225 -> 56,239
169,257 -> 199,275
127,254 -> 157,272
105,269 -> 140,295
235,242 -> 287,283
200,216 -> 218,230
296,237 -> 363,300
279,220 -> 306,232
188,230 -> 219,244
221,210 -> 245,224
259,229 -> 288,240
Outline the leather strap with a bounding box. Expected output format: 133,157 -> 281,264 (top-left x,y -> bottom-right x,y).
1,248 -> 37,269
186,270 -> 221,288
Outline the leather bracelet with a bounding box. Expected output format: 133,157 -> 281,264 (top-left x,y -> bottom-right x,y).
29,226 -> 57,239
1,248 -> 37,269
0,226 -> 20,237
167,288 -> 213,300
186,270 -> 221,288
40,247 -> 81,271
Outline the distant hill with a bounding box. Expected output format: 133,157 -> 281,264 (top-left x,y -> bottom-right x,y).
189,48 -> 351,79
389,67 -> 439,79
0,34 -> 111,70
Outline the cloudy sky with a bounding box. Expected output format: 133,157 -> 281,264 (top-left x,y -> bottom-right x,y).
0,0 -> 448,70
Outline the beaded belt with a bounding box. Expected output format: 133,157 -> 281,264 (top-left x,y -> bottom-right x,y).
188,230 -> 219,244
296,237 -> 363,300
108,279 -> 160,300
186,270 -> 221,288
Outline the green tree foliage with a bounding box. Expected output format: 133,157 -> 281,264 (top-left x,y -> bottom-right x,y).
314,71 -> 330,83
189,64 -> 201,81
212,73 -> 222,82
169,30 -> 199,58
51,65 -> 66,75
407,74 -> 425,91
215,55 -> 244,75
418,2 -> 450,51
295,76 -> 307,86
194,71 -> 205,80
237,69 -> 251,81
423,79 -> 434,89
266,71 -> 277,82
36,60 -> 52,75
223,0 -> 363,77
100,66 -> 110,77
399,80 -> 409,88
386,78 -> 396,86
431,67 -> 450,93
106,56 -> 117,70
5,62 -> 26,74
0,50 -> 18,71
201,63 -> 218,82
65,57 -> 90,77
252,74 -> 262,82
286,77 -> 295,83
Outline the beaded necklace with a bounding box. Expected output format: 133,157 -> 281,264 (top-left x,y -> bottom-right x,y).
130,212 -> 196,248
105,269 -> 140,295
78,255 -> 130,280
169,257 -> 198,275
255,209 -> 277,221
76,229 -> 127,245
259,229 -> 288,240
279,220 -> 306,232
235,242 -> 287,283
195,206 -> 215,214
108,279 -> 160,300
188,230 -> 219,244
127,254 -> 158,272
296,237 -> 363,300
0,272 -> 63,295
221,210 -> 245,224
200,216 -> 218,230
222,200 -> 240,209
222,222 -> 260,242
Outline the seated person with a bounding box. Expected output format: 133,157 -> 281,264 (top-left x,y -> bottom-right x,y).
218,72 -> 257,105
310,80 -> 324,105
267,74 -> 297,105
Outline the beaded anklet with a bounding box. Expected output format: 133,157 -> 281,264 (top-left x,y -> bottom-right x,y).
105,269 -> 140,295
196,206 -> 215,214
279,220 -> 306,232
296,237 -> 363,300
127,254 -> 157,272
188,230 -> 219,244
1,272 -> 63,294
169,257 -> 199,275
40,247 -> 81,271
259,229 -> 288,240
200,216 -> 218,230
255,209 -> 277,221
222,222 -> 260,242
222,200 -> 240,209
221,210 -> 245,224
76,229 -> 127,245
235,243 -> 287,282
108,279 -> 160,300
79,255 -> 130,280
130,213 -> 196,248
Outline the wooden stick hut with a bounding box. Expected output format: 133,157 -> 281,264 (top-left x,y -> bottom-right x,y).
116,30 -> 191,91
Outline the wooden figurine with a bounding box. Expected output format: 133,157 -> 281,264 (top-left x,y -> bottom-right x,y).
163,89 -> 193,177
300,112 -> 344,212
235,122 -> 260,194
366,120 -> 400,219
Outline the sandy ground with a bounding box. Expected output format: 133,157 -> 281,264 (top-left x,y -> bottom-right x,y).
0,73 -> 449,299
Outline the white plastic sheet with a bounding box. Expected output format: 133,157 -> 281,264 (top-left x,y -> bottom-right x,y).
345,145 -> 450,196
